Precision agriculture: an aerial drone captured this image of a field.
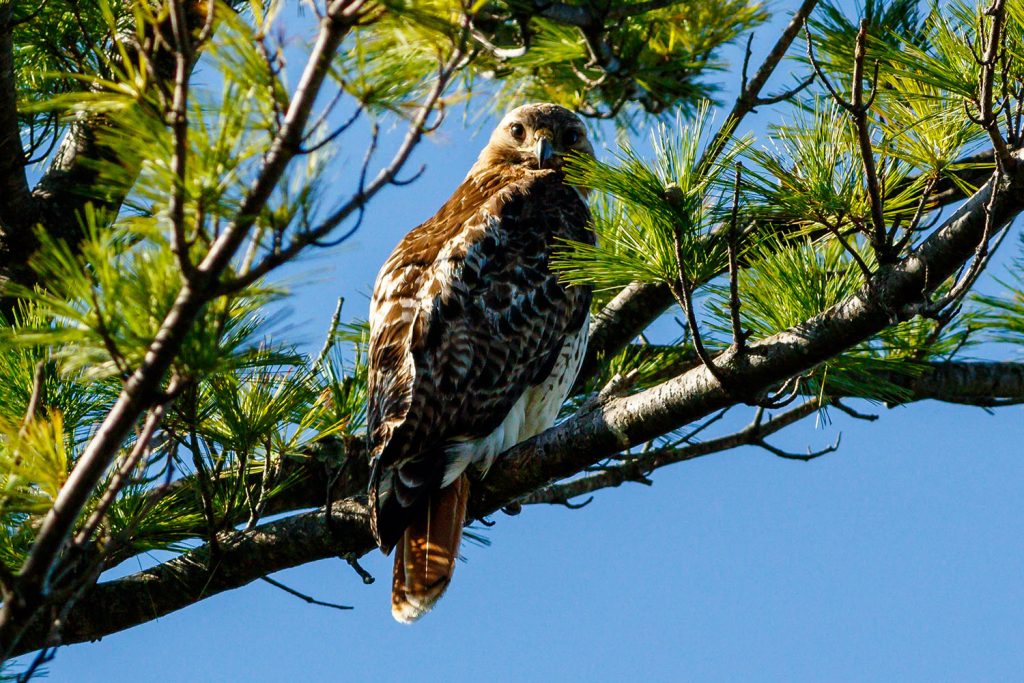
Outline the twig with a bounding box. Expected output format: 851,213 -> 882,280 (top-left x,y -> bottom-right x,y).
73,378 -> 181,547
666,244 -> 730,390
261,575 -> 353,610
756,433 -> 840,461
754,73 -> 815,106
167,0 -> 197,279
21,361 -> 46,429
806,19 -> 888,260
342,553 -> 375,585
727,163 -> 746,350
705,0 -> 820,165
913,168 -> 1008,317
522,399 -> 826,505
831,399 -> 878,421
975,0 -> 1013,170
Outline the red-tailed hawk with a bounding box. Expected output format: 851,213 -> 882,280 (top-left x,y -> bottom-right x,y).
366,103 -> 595,622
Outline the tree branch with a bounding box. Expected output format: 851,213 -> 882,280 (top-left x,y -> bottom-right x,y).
11,166 -> 1024,651
0,5 -> 35,268
474,156 -> 1024,518
8,500 -> 373,656
578,0 -> 820,386
520,398 -> 824,505
2,0 -> 366,645
619,347 -> 1024,408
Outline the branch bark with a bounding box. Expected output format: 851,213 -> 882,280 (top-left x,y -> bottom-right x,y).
0,5 -> 35,276
8,500 -> 373,656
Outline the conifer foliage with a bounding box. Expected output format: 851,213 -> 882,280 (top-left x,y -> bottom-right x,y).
0,0 -> 1023,674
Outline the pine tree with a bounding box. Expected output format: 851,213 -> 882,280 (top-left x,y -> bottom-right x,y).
0,0 -> 1022,675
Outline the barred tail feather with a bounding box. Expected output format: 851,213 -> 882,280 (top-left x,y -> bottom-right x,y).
391,474 -> 470,623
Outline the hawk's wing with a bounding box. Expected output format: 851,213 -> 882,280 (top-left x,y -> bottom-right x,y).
367,169 -> 592,550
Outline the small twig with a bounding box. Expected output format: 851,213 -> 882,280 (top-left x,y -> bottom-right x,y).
804,22 -> 850,108
754,73 -> 816,107
740,33 -> 754,94
727,163 -> 746,350
975,0 -> 1014,170
808,20 -> 889,259
558,495 -> 594,509
342,553 -> 375,585
756,433 -> 841,461
21,361 -> 47,430
298,105 -> 362,155
820,217 -> 873,278
578,369 -> 641,415
522,399 -> 828,505
892,176 -> 936,254
261,575 -> 353,610
753,375 -> 804,410
666,199 -> 733,390
672,407 -> 729,446
167,0 -> 197,280
704,0 -> 820,164
915,169 -> 1008,316
73,379 -> 181,547
830,399 -> 879,421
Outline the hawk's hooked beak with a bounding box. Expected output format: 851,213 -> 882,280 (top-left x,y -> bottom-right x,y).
534,136 -> 555,169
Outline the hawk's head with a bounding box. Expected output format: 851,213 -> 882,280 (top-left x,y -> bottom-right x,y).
474,103 -> 594,174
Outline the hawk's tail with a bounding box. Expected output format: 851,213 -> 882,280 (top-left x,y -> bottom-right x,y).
391,474 -> 470,623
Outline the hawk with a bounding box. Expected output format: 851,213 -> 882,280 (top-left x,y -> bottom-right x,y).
366,103 -> 595,623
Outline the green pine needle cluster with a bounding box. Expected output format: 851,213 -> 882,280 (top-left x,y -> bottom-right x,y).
743,99 -> 925,239
974,238 -> 1024,349
554,103 -> 747,290
336,0 -> 766,118
0,0 -> 371,571
708,237 -> 959,402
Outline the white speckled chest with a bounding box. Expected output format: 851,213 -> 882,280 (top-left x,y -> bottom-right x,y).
441,313 -> 589,486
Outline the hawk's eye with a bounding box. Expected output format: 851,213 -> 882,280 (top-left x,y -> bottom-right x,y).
509,123 -> 526,140
562,129 -> 581,146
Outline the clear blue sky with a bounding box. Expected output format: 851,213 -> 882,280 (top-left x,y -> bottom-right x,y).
22,2 -> 1024,680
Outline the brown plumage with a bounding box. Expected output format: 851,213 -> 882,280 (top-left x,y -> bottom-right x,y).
366,103 -> 595,622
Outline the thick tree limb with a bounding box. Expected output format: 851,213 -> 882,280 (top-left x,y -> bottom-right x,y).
8,500 -> 373,656
622,347 -> 1024,408
577,146 -> 1001,390
473,157 -> 1024,517
127,355 -> 1024,560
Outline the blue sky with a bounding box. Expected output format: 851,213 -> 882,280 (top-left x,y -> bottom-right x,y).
21,1 -> 1024,680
